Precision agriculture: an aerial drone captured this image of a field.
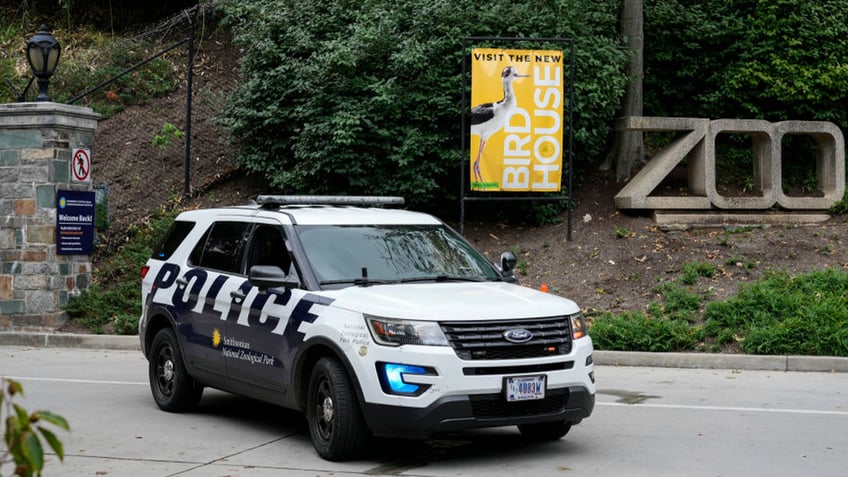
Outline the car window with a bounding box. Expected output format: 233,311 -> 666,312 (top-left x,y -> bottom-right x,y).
152,220 -> 195,260
295,224 -> 499,282
192,221 -> 252,274
247,224 -> 292,273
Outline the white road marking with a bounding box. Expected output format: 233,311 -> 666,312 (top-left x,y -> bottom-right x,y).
6,376 -> 147,386
598,401 -> 848,417
7,376 -> 848,417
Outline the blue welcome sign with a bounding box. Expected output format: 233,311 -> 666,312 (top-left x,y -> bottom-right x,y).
56,189 -> 95,255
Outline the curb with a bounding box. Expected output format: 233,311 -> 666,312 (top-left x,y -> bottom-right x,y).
595,350 -> 848,373
0,332 -> 140,351
2,332 -> 847,373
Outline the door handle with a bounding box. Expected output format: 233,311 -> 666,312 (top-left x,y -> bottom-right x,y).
230,290 -> 245,304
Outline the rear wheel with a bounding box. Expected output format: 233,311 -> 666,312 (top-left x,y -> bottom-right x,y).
518,421 -> 572,442
306,357 -> 370,461
149,328 -> 202,412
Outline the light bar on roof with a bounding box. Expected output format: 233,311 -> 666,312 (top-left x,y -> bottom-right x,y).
255,195 -> 405,206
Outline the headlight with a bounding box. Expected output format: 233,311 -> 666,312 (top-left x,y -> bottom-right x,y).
365,315 -> 449,346
571,312 -> 587,339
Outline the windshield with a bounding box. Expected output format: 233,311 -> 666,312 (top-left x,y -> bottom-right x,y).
295,224 -> 500,284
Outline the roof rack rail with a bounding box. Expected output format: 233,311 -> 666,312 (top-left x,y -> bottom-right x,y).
254,195 -> 405,207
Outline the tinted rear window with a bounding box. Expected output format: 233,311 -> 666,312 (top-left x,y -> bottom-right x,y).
152,220 -> 195,260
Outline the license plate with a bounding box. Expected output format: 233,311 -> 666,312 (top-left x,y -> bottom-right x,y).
505,375 -> 546,402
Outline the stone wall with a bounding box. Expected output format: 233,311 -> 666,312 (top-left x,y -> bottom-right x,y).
0,102 -> 99,330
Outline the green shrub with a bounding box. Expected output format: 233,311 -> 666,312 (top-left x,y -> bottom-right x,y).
219,0 -> 628,211
646,0 -> 848,125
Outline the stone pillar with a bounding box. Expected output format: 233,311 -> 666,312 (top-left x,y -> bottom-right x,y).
0,102 -> 100,330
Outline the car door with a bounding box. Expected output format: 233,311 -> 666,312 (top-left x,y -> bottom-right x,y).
224,223 -> 300,399
174,220 -> 252,382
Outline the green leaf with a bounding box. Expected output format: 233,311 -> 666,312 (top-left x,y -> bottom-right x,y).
37,426 -> 65,461
32,411 -> 70,431
13,403 -> 29,422
21,430 -> 45,472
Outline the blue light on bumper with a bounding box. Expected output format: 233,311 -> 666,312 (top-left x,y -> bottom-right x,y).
379,363 -> 430,395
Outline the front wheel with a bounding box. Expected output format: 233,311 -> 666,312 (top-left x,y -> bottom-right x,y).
518,421 -> 572,442
149,328 -> 202,412
306,357 -> 370,461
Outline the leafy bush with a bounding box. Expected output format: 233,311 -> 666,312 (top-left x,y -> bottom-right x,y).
219,0 -> 628,211
646,0 -> 848,125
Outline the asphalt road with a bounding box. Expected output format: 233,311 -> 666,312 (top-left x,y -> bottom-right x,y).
2,346 -> 847,476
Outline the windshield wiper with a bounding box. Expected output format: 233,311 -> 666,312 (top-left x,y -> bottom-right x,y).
399,275 -> 485,283
319,278 -> 397,286
320,267 -> 399,287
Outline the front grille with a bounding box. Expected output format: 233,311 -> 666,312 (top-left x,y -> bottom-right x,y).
441,316 -> 573,360
470,388 -> 569,419
462,361 -> 574,376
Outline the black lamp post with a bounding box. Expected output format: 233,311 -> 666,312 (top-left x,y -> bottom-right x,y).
26,25 -> 61,102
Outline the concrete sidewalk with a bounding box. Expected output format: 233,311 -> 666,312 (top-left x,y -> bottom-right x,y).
2,331 -> 847,373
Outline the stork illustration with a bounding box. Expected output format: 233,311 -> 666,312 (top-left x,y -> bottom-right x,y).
470,66 -> 529,184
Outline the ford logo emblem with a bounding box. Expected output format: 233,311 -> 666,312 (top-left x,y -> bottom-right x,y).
503,328 -> 533,343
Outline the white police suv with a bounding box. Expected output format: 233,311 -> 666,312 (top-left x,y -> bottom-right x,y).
139,196 -> 595,461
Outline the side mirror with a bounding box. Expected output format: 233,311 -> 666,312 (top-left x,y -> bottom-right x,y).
498,251 -> 517,276
248,265 -> 299,291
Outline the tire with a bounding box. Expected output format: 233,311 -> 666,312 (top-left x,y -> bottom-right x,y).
518,421 -> 572,442
306,357 -> 370,461
149,328 -> 203,412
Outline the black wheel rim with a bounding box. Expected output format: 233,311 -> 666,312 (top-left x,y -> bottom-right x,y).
314,375 -> 334,442
155,343 -> 176,398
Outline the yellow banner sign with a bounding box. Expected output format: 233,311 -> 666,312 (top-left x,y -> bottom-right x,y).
470,48 -> 564,192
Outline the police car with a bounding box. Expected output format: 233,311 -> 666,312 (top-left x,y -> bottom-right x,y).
139,196 -> 595,461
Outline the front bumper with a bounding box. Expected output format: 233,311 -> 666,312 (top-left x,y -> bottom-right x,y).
360,384 -> 594,439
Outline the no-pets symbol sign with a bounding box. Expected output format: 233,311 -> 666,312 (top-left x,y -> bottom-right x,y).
72,147 -> 92,183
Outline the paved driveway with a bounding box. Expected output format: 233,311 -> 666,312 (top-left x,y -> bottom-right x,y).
2,346 -> 847,476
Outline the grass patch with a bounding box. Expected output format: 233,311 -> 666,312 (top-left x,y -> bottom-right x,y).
589,311 -> 697,352
589,262 -> 848,357
614,227 -> 631,239
653,280 -> 704,321
703,269 -> 848,355
680,261 -> 716,285
725,254 -> 758,272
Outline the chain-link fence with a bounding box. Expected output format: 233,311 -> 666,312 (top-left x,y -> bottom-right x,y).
80,1 -> 241,248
